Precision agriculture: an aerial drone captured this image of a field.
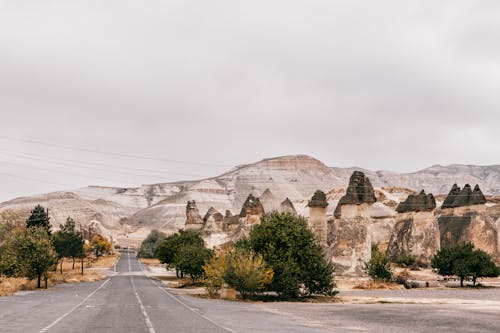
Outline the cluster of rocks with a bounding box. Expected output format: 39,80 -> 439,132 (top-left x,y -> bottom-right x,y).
183,171 -> 499,277
442,184 -> 487,208
183,190 -> 298,247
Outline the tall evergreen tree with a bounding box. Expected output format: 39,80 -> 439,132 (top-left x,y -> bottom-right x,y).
26,205 -> 52,235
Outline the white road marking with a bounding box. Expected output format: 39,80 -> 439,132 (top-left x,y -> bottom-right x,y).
39,278 -> 111,333
131,276 -> 157,333
128,251 -> 132,272
148,278 -> 236,333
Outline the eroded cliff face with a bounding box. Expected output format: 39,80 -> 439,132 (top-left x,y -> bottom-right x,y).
438,205 -> 498,257
328,204 -> 372,276
329,171 -> 375,276
387,210 -> 440,265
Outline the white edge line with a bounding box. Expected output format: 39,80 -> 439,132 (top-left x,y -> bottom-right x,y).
39,278 -> 111,333
148,278 -> 237,333
131,276 -> 157,333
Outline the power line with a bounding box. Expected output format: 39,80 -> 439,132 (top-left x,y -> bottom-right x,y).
0,149 -> 209,179
0,136 -> 232,167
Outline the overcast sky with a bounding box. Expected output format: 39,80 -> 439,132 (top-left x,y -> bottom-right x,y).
0,1 -> 499,201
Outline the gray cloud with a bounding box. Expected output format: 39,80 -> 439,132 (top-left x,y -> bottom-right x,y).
0,1 -> 499,201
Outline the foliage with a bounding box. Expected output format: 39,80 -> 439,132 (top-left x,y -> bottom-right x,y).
138,229 -> 166,258
60,217 -> 76,233
1,227 -> 57,288
90,235 -> 112,258
155,230 -> 204,266
432,243 -> 500,287
239,211 -> 335,299
26,205 -> 52,235
174,245 -> 212,284
364,244 -> 392,282
52,226 -> 84,273
223,249 -> 273,299
393,254 -> 417,268
203,253 -> 228,296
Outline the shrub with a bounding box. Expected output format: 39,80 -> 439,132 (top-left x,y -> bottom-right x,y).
223,249 -> 273,299
364,244 -> 392,282
393,254 -> 417,268
203,254 -> 228,297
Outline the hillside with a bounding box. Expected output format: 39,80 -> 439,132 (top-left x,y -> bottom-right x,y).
0,155 -> 498,245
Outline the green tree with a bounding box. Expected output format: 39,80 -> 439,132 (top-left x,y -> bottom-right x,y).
138,229 -> 166,258
26,205 -> 52,235
52,229 -> 84,273
240,211 -> 335,299
174,245 -> 212,284
6,227 -> 58,288
364,244 -> 392,282
468,249 -> 500,286
60,217 -> 76,233
155,230 -> 204,277
223,249 -> 274,299
432,243 -> 500,287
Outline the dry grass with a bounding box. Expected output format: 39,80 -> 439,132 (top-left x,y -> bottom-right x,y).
353,281 -> 404,290
139,258 -> 162,266
0,253 -> 119,297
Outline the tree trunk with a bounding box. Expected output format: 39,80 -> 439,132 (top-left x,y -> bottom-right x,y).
37,274 -> 41,288
81,256 -> 84,275
60,258 -> 64,274
44,276 -> 48,289
460,276 -> 464,287
72,257 -> 75,270
473,277 -> 477,287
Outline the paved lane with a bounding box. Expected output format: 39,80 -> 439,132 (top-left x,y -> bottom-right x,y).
0,253 -> 329,333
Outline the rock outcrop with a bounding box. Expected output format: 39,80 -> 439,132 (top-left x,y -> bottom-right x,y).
396,190 -> 436,213
307,190 -> 328,245
329,171 -> 375,276
387,191 -> 440,265
334,171 -> 376,218
438,184 -> 497,258
280,198 -> 297,215
185,200 -> 203,230
259,189 -> 281,213
202,207 -> 224,234
441,184 -> 487,209
240,194 -> 265,224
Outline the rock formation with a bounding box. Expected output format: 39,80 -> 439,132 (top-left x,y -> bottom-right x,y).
329,171 -> 375,276
240,194 -> 265,224
396,190 -> 436,213
334,171 -> 376,218
441,184 -> 487,209
259,189 -> 281,213
307,190 -> 328,245
280,198 -> 297,215
202,207 -> 224,234
438,184 -> 497,258
185,200 -> 203,230
387,190 -> 439,265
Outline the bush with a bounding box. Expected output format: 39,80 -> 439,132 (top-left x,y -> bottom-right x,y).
138,230 -> 166,258
223,249 -> 273,299
239,211 -> 335,299
364,244 -> 392,282
203,254 -> 228,297
393,254 -> 417,268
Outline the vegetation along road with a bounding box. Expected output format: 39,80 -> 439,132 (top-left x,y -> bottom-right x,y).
1,251 -> 500,332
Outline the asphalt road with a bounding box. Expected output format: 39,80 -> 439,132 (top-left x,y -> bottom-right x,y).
1,253 -> 499,333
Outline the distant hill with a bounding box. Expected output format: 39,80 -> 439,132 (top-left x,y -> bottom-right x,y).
0,155 -> 498,244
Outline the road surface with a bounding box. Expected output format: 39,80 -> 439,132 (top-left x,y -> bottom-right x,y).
0,253 -> 499,332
